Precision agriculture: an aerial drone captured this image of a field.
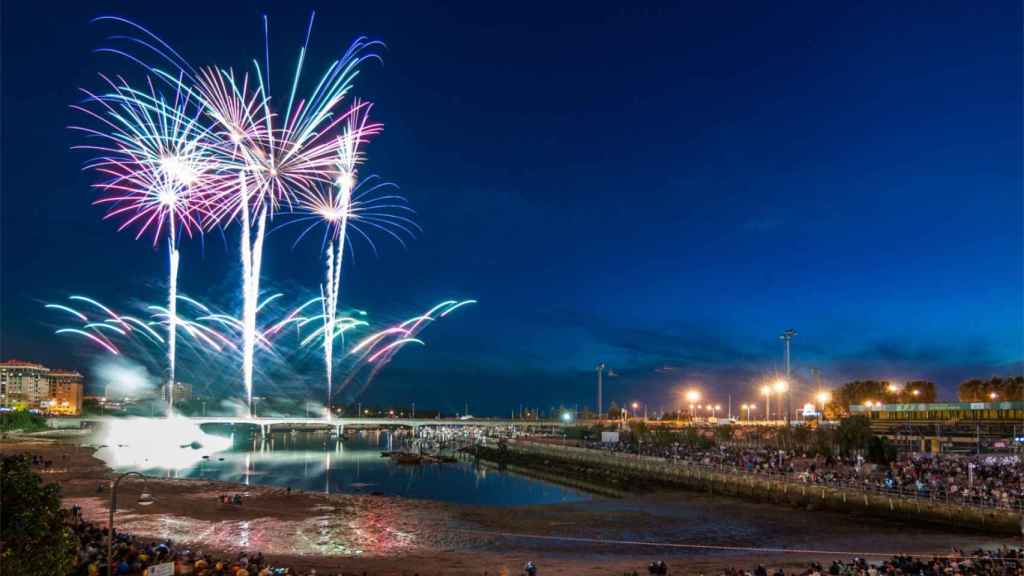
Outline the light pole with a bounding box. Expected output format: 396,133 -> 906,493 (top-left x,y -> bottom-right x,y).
108,472 -> 155,576
780,329 -> 797,426
685,389 -> 701,420
596,363 -> 605,419
761,385 -> 772,422
815,391 -> 831,424
773,379 -> 788,425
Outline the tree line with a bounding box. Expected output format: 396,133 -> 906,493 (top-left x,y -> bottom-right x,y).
957,376 -> 1024,402
827,375 -> 1022,416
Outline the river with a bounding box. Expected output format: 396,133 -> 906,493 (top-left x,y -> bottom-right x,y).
96,429 -> 591,506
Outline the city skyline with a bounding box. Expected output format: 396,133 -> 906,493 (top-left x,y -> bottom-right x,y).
1,2 -> 1021,414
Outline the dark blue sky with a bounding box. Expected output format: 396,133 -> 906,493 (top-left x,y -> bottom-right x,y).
2,2 -> 1021,413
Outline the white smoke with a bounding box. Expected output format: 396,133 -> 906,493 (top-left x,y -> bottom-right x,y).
91,356 -> 158,399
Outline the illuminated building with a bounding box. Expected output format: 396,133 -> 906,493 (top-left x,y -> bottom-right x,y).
48,370 -> 84,415
0,359 -> 50,409
161,381 -> 193,404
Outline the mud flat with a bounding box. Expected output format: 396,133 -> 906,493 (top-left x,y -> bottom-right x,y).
2,436 -> 1018,576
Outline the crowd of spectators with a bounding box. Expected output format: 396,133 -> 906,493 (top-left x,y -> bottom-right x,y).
66,511 -> 291,576
679,547 -> 1024,576
582,440 -> 1024,509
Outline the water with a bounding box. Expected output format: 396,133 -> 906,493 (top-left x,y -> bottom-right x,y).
98,429 -> 591,507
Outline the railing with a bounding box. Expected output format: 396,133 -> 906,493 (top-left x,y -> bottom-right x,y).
504,440 -> 1024,513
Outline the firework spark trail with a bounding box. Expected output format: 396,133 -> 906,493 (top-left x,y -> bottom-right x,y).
317,101 -> 381,418
48,296 -> 232,358
71,74 -> 219,418
337,300 -> 477,401
55,329 -> 121,355
89,16 -> 410,415
190,25 -> 380,419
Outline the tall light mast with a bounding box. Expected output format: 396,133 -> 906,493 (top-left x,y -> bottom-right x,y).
780,329 -> 797,426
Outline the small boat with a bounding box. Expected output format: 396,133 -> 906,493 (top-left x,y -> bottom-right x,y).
389,452 -> 422,465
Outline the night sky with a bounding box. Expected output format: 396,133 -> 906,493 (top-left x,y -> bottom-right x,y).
2,2 -> 1021,414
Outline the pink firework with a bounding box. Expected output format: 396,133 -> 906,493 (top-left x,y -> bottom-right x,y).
71,73 -> 223,416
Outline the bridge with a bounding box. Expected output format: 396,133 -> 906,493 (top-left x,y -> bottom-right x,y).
47,415 -> 568,436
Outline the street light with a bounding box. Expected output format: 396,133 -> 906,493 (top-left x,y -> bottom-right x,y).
685,390 -> 701,419
911,389 -> 920,397
108,472 -> 155,576
761,385 -> 772,422
773,380 -> 787,423
989,392 -> 999,400
779,329 -> 797,426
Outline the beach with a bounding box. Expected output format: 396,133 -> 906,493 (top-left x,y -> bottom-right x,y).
3,436 -> 1018,575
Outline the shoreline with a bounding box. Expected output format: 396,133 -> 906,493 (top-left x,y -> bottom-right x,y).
3,435 -> 1020,575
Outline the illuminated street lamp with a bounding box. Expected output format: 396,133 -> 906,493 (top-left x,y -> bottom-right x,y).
911,389 -> 920,397
815,391 -> 831,405
108,472 -> 155,576
773,380 -> 787,423
779,329 -> 797,426
761,385 -> 773,422
864,400 -> 874,408
685,389 -> 701,419
989,392 -> 999,400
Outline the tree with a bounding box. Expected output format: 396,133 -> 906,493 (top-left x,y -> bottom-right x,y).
866,436 -> 897,465
836,415 -> 873,456
901,381 -> 937,402
607,401 -> 622,420
0,411 -> 47,432
958,376 -> 1024,401
1,455 -> 75,576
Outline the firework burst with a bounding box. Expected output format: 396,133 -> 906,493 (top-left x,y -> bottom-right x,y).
70,73 -> 222,416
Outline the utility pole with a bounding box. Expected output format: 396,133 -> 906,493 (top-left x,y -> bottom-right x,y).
780,329 -> 797,426
595,363 -> 605,418
412,402 -> 415,419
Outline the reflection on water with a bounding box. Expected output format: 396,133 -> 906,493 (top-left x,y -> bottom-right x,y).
97,430 -> 590,507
